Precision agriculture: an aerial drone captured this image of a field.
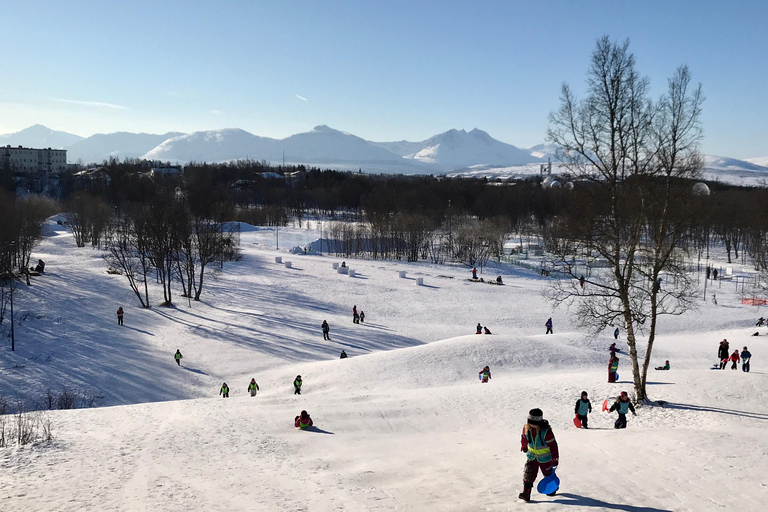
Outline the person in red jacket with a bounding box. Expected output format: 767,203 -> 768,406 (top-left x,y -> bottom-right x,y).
116,307 -> 124,326
295,410 -> 313,429
519,408 -> 559,502
730,349 -> 741,370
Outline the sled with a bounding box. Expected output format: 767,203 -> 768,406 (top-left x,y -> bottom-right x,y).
602,399 -> 609,412
573,416 -> 582,428
614,372 -> 619,381
537,470 -> 560,495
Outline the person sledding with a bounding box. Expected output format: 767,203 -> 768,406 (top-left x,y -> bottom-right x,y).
718,339 -> 730,369
483,326 -> 492,334
518,408 -> 559,502
220,382 -> 230,398
321,320 -> 330,340
655,360 -> 670,370
117,307 -> 124,326
609,391 -> 636,429
609,342 -> 618,358
294,375 -> 303,395
340,349 -> 348,359
295,410 -> 313,429
476,323 -> 482,334
608,355 -> 619,383
248,378 -> 259,396
741,346 -> 752,372
479,366 -> 491,383
729,349 -> 740,370
496,275 -> 503,285
174,349 -> 183,366
574,391 -> 592,428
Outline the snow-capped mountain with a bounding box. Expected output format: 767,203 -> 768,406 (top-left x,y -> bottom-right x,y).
142,128 -> 277,163
746,156 -> 768,167
67,131 -> 183,164
0,124 -> 84,149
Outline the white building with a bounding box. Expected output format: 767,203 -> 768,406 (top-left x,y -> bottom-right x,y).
1,145 -> 67,175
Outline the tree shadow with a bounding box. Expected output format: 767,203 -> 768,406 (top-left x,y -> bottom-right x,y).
661,402 -> 768,421
553,493 -> 673,511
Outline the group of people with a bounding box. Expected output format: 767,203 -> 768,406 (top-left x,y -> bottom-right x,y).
475,323 -> 492,334
717,339 -> 751,371
352,305 -> 365,324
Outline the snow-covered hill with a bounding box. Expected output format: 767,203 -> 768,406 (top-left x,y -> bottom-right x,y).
0,124 -> 84,149
1,220 -> 768,510
66,131 -> 183,164
403,128 -> 542,167
142,128 -> 278,164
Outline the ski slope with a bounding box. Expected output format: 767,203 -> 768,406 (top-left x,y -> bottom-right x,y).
1,221 -> 767,511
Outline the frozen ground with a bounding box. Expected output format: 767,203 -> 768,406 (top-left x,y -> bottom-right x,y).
1,221 -> 767,511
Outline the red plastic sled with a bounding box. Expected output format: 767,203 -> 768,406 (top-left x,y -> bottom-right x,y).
602,399 -> 609,412
573,415 -> 582,428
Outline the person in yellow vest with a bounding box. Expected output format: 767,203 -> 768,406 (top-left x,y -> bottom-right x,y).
295,410 -> 313,429
219,382 -> 229,398
518,408 -> 560,502
248,378 -> 259,396
174,349 -> 182,366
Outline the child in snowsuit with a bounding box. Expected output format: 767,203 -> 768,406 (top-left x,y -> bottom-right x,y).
248,378 -> 259,396
730,349 -> 740,370
655,360 -> 670,370
472,267 -> 478,279
359,311 -> 365,323
476,323 -> 482,334
718,340 -> 730,369
483,326 -> 492,334
741,347 -> 752,372
518,408 -> 559,502
220,382 -> 229,398
479,366 -> 491,383
340,350 -> 348,359
574,391 -> 592,428
609,342 -> 617,358
545,318 -> 553,334
295,410 -> 313,429
609,391 -> 636,428
294,375 -> 302,395
174,349 -> 182,366
321,320 -> 330,340
608,356 -> 619,383
117,307 -> 124,326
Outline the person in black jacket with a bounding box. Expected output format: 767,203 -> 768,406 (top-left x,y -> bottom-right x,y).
321,320 -> 330,340
574,391 -> 592,428
718,339 -> 730,369
609,391 -> 636,429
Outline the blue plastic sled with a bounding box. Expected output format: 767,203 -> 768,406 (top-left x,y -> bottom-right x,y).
537,470 -> 560,495
615,372 -> 619,381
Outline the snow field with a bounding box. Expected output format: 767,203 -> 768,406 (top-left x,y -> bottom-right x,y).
0,223 -> 767,510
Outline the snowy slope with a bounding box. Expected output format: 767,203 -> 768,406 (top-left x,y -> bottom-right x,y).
66,131 -> 184,164
1,220 -> 768,510
406,128 -> 542,167
746,156 -> 768,167
0,124 -> 84,149
142,129 -> 279,163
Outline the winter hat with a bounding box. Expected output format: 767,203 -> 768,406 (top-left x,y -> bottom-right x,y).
581,391 -> 588,397
620,391 -> 628,397
527,408 -> 544,422
744,346 -> 748,350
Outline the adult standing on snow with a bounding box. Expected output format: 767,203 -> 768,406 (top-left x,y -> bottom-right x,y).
248,378 -> 259,396
608,356 -> 619,383
718,340 -> 730,369
116,307 -> 124,326
609,391 -> 636,429
613,327 -> 620,340
518,408 -> 559,502
545,317 -> 553,335
174,349 -> 183,366
294,375 -> 302,395
321,320 -> 330,340
472,267 -> 478,279
352,305 -> 359,324
741,347 -> 752,372
220,382 -> 230,398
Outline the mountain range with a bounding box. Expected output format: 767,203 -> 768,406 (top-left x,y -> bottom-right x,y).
2,124 -> 766,183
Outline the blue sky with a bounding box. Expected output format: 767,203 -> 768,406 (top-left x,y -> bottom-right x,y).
1,1 -> 766,158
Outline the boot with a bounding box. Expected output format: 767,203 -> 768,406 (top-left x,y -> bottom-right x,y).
518,490 -> 531,502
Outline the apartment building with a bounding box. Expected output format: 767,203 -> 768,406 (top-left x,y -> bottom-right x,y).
1,145 -> 68,175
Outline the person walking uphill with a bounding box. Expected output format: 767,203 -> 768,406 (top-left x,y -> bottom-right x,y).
518,408 -> 560,502
574,391 -> 592,428
220,382 -> 229,398
608,355 -> 619,383
174,349 -> 182,366
248,378 -> 259,396
730,349 -> 740,370
479,366 -> 491,383
718,339 -> 730,369
116,307 -> 124,326
294,375 -> 302,395
321,320 -> 330,340
545,317 -> 553,335
741,347 -> 752,372
609,391 -> 636,428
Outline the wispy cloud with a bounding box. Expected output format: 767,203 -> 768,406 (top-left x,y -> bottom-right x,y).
54,98 -> 128,110
295,94 -> 308,102
210,109 -> 223,114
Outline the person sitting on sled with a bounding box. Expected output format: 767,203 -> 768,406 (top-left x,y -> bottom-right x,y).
574,391 -> 592,429
295,410 -> 313,429
496,275 -> 503,284
483,326 -> 492,334
518,408 -> 559,502
479,366 -> 491,383
655,360 -> 670,370
476,323 -> 482,334
609,391 -> 636,429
